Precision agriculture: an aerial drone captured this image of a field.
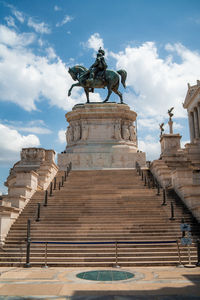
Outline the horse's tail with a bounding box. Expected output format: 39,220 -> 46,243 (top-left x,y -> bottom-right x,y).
117,69 -> 127,88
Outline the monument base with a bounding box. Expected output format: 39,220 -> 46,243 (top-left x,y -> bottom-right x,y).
58,144 -> 145,170
57,103 -> 146,170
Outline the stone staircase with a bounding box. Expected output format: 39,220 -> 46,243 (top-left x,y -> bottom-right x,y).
0,169 -> 199,267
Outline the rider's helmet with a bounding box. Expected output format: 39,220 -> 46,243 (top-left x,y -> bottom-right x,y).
98,47 -> 105,56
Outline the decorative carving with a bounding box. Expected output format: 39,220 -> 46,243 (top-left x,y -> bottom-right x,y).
20,148 -> 45,163
168,107 -> 174,121
168,107 -> 174,134
159,123 -> 164,137
66,126 -> 73,144
122,123 -> 130,140
81,122 -> 89,141
129,124 -> 136,142
114,121 -> 122,140
73,122 -> 81,142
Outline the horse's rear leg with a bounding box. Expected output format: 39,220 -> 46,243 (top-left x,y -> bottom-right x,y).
113,87 -> 123,104
103,86 -> 112,103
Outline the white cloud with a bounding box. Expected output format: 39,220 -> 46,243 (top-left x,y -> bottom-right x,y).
173,122 -> 183,130
12,9 -> 25,23
138,138 -> 160,161
56,15 -> 73,27
137,117 -> 163,131
0,25 -> 35,46
85,33 -> 104,52
111,42 -> 200,119
181,140 -> 190,148
0,25 -> 82,111
28,18 -> 51,34
3,120 -> 52,134
46,47 -> 57,59
0,123 -> 40,163
13,126 -> 51,135
4,16 -> 16,28
58,130 -> 66,144
54,5 -> 61,11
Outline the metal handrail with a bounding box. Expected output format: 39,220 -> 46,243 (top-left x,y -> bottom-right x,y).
24,238 -> 179,268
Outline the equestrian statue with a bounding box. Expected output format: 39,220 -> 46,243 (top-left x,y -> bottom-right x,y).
68,48 -> 127,103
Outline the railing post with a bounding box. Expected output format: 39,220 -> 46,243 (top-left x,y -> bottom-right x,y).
156,183 -> 160,196
170,201 -> 175,220
64,171 -> 67,181
162,188 -> 167,206
176,240 -> 183,267
144,176 -> 147,186
44,242 -> 48,268
141,171 -> 143,181
61,176 -> 64,187
59,182 -> 61,190
49,182 -> 53,197
53,177 -> 56,190
44,190 -> 48,207
24,219 -> 31,268
196,239 -> 200,266
36,203 -> 41,222
114,241 -> 120,268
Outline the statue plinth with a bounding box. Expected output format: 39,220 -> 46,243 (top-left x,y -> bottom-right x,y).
160,134 -> 182,157
57,103 -> 146,169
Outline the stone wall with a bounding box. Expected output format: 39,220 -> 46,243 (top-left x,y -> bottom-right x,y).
0,148 -> 58,244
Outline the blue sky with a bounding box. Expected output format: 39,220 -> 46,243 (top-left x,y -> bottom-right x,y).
0,0 -> 200,194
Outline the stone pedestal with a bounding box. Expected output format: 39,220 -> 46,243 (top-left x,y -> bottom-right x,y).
160,134 -> 181,157
57,103 -> 146,169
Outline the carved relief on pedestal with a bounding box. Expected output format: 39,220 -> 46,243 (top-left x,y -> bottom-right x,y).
73,121 -> 81,142
122,122 -> 130,140
66,126 -> 73,145
129,123 -> 136,142
20,148 -> 45,163
114,121 -> 122,140
81,121 -> 89,141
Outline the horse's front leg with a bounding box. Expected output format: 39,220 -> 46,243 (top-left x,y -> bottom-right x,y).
68,83 -> 81,97
84,88 -> 90,103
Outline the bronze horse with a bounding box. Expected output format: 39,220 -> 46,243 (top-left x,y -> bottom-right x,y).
68,65 -> 127,103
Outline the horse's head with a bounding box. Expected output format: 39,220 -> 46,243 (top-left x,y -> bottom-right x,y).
68,67 -> 77,81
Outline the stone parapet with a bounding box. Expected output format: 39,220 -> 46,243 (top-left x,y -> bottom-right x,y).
0,148 -> 58,244
150,160 -> 171,188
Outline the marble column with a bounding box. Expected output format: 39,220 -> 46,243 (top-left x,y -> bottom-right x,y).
189,111 -> 195,142
194,107 -> 199,139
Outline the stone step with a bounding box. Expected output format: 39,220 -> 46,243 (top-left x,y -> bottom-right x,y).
2,169 -> 199,267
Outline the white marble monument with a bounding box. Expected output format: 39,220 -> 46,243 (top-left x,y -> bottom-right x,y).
58,103 -> 146,170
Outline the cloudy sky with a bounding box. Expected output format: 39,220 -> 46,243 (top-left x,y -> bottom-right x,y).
0,0 -> 200,194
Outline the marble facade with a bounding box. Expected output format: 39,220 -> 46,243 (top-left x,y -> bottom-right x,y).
57,103 -> 146,170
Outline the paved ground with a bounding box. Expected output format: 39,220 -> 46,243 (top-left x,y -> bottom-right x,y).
0,266 -> 199,299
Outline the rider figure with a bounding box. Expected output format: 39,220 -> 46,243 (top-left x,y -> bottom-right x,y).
88,47 -> 107,82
